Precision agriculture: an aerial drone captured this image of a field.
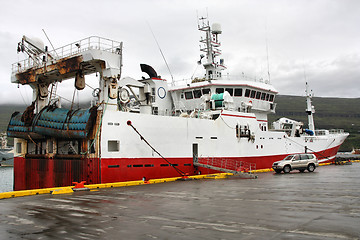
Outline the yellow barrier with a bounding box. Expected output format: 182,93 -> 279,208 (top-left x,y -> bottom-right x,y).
0,173 -> 233,200
2,161 -> 359,200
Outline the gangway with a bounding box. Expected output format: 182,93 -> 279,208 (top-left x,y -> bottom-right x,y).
194,157 -> 257,179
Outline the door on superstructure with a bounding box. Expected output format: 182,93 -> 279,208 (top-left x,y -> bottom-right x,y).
192,143 -> 198,164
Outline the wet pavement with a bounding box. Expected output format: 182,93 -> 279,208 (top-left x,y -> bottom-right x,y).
0,164 -> 359,240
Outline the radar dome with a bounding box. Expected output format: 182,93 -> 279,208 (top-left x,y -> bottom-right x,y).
211,23 -> 222,34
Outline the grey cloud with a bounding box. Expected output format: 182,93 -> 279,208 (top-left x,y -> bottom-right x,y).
1,0 -> 360,104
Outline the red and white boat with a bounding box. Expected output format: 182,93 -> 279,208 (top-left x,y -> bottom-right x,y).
8,17 -> 348,190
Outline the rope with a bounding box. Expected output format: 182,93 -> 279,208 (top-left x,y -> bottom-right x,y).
285,136 -> 335,161
220,115 -> 236,129
127,121 -> 187,177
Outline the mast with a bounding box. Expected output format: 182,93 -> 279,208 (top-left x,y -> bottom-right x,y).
305,82 -> 315,132
198,17 -> 226,80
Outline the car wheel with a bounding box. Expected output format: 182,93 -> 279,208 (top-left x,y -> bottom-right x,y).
299,169 -> 305,173
283,165 -> 291,173
307,164 -> 315,172
275,169 -> 282,174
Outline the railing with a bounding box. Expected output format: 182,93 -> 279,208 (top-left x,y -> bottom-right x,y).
172,74 -> 271,87
329,129 -> 345,134
197,156 -> 256,173
315,129 -> 346,136
315,130 -> 329,136
12,36 -> 122,73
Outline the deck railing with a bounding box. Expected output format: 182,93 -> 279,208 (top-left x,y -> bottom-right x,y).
197,156 -> 256,173
12,36 -> 122,73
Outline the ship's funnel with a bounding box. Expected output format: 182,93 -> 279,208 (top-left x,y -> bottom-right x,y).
140,64 -> 158,79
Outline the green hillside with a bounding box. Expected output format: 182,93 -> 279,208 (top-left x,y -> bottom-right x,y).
0,105 -> 26,132
1,95 -> 359,151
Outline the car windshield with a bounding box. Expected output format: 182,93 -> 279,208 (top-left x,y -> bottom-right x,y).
283,155 -> 293,161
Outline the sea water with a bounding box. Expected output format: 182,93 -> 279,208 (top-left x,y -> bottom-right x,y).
0,167 -> 13,192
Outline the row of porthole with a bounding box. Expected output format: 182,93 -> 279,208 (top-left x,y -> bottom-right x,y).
107,163 -> 193,168
256,145 -> 264,149
259,137 -> 283,140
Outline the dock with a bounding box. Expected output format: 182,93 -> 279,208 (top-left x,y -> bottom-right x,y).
0,163 -> 359,239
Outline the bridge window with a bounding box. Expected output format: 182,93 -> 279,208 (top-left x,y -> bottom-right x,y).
202,88 -> 211,95
216,88 -> 224,94
193,89 -> 202,98
269,94 -> 274,102
261,92 -> 266,100
184,91 -> 193,99
234,88 -> 242,97
266,93 -> 270,101
225,88 -> 233,96
245,89 -> 251,97
250,90 -> 256,98
256,91 -> 261,99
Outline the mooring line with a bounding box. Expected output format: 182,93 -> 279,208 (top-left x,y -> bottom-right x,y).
126,120 -> 187,177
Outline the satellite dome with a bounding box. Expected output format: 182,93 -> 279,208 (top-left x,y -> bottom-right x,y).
211,23 -> 222,34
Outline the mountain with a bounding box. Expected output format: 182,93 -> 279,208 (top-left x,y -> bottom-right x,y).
1,95 -> 359,151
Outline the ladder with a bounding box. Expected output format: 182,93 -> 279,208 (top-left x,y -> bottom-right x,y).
194,157 -> 257,179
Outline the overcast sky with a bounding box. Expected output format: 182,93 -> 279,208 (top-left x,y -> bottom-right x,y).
0,0 -> 359,105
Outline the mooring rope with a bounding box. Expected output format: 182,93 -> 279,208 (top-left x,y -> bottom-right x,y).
127,120 -> 187,177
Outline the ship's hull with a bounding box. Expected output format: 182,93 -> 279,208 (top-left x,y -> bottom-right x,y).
13,111 -> 348,191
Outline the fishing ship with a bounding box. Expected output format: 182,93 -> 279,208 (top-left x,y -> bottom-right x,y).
7,17 -> 348,190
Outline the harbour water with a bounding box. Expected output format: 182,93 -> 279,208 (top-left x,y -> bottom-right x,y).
0,163 -> 359,239
0,167 -> 13,193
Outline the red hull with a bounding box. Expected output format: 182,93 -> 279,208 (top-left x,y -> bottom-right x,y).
13,157 -> 100,191
13,145 -> 342,191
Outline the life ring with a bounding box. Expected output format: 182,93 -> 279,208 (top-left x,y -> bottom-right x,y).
249,100 -> 253,104
157,87 -> 166,99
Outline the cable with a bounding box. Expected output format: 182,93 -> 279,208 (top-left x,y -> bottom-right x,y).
147,21 -> 174,84
127,120 -> 187,177
285,136 -> 335,161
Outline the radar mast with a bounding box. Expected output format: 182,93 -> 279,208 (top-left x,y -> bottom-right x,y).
198,17 -> 226,80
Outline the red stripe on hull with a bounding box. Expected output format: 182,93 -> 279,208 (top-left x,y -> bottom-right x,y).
100,158 -> 217,183
13,144 -> 342,190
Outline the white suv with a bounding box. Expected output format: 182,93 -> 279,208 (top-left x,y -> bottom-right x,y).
272,154 -> 319,174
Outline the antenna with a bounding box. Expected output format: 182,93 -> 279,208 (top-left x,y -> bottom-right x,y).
303,62 -> 307,83
146,22 -> 174,85
265,22 -> 271,83
42,29 -> 59,58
